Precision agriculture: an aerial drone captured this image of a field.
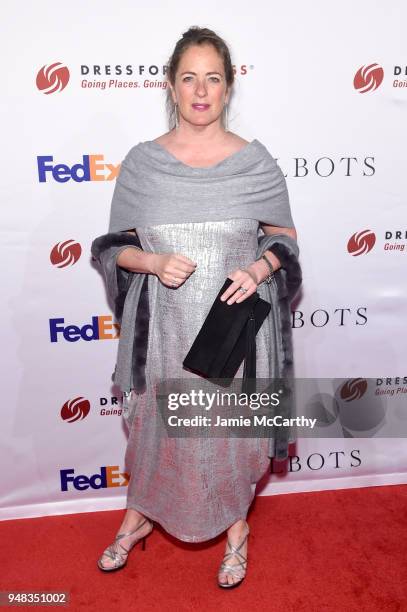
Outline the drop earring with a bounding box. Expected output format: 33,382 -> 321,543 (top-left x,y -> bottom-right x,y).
224,102 -> 229,132
174,102 -> 179,130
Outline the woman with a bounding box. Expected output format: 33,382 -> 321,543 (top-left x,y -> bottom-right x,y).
91,26 -> 301,588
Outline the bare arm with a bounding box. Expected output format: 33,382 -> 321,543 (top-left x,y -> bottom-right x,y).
116,229 -> 156,274
115,229 -> 197,287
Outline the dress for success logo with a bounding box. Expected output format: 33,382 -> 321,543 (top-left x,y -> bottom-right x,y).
340,378 -> 368,401
347,230 -> 376,255
36,62 -> 70,94
50,240 -> 82,268
348,229 -> 406,254
61,397 -> 91,422
353,63 -> 384,93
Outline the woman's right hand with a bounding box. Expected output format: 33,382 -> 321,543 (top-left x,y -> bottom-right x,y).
150,253 -> 197,288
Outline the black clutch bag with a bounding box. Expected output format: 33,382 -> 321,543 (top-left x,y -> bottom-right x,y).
183,277 -> 271,392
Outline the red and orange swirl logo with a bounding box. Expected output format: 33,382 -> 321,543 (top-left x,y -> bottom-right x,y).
61,397 -> 91,422
353,63 -> 384,93
340,378 -> 368,402
347,230 -> 376,256
36,62 -> 70,94
50,240 -> 82,268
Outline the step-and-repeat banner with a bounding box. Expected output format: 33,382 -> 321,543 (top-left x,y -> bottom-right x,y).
2,1 -> 406,520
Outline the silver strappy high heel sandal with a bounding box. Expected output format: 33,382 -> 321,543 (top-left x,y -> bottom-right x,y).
97,517 -> 153,572
217,520 -> 250,588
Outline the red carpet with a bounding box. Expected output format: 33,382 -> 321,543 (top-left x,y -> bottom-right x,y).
1,484 -> 407,611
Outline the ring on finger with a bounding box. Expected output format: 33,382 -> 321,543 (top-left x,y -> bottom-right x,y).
239,286 -> 248,294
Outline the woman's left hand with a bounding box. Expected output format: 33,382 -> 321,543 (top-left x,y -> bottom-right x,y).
221,252 -> 281,304
220,268 -> 258,305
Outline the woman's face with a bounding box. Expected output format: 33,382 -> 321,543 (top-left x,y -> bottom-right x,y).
170,44 -> 230,130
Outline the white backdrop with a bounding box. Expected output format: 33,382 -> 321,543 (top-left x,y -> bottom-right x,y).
1,0 -> 407,520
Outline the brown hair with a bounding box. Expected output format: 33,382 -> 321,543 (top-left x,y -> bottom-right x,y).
165,26 -> 234,129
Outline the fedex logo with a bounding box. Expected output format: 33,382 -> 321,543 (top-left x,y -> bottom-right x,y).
49,315 -> 120,342
37,155 -> 120,182
60,466 -> 129,491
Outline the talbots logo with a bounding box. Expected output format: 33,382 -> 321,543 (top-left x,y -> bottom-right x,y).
37,155 -> 120,183
60,466 -> 129,491
61,397 -> 91,422
340,378 -> 368,401
49,316 -> 120,342
50,240 -> 82,268
347,229 -> 376,255
36,62 -> 70,94
353,63 -> 384,93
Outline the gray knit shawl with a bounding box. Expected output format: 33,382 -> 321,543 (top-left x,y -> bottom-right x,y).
108,139 -> 295,232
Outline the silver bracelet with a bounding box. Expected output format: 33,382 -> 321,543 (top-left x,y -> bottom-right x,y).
259,253 -> 274,284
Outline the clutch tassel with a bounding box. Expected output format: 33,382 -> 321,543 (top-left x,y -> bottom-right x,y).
242,308 -> 256,394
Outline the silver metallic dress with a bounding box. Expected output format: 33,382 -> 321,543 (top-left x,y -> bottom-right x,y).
124,218 -> 272,542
